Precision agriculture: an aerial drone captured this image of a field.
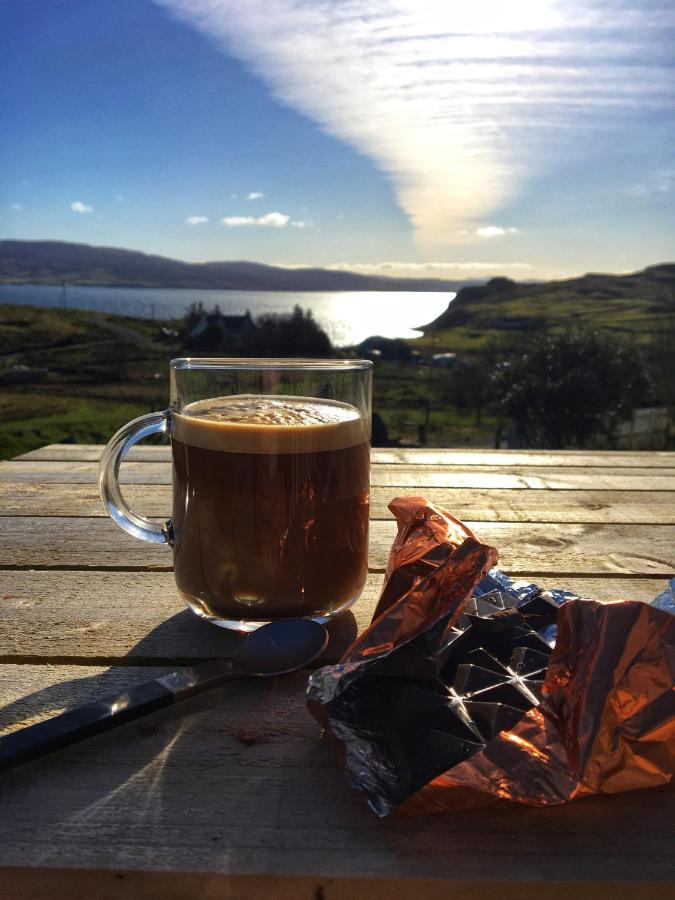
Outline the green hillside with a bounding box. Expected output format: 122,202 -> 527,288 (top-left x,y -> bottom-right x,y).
415,264 -> 675,352
0,304 -> 172,459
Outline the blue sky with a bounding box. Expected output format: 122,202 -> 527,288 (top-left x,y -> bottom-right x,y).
1,0 -> 673,280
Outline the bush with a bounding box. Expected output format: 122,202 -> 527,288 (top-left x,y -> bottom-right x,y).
491,328 -> 649,448
358,336 -> 412,361
242,305 -> 332,357
648,292 -> 675,416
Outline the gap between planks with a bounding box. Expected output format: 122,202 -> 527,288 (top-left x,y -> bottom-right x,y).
0,564 -> 667,579
15,444 -> 675,469
0,655 -> 235,667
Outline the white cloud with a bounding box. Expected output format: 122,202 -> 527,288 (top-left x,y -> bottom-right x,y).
327,261 -> 533,272
222,216 -> 256,226
71,201 -> 93,214
279,259 -> 537,279
474,226 -> 519,237
10,203 -> 22,211
222,211 -> 290,227
186,215 -> 209,225
157,0 -> 675,247
291,220 -> 309,228
257,211 -> 289,227
247,191 -> 264,200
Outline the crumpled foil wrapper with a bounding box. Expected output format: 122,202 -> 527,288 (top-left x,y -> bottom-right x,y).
307,496 -> 675,816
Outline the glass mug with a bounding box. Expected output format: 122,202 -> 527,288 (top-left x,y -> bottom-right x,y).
99,358 -> 372,631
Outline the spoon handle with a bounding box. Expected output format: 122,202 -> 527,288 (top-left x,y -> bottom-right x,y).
0,658 -> 240,773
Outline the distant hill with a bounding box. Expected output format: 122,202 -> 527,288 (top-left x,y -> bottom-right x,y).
418,264 -> 675,351
0,240 -> 469,292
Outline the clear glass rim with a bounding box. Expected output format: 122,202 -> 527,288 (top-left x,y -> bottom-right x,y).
170,357 -> 373,371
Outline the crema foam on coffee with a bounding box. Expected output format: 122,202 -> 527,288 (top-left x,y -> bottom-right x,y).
172,394 -> 369,454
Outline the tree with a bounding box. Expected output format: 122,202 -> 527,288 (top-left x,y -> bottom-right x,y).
439,356 -> 492,427
491,328 -> 649,448
243,305 -> 332,357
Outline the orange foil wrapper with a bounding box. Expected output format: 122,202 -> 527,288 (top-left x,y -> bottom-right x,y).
307,496 -> 675,815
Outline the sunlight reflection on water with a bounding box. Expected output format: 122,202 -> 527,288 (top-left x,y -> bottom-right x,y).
0,285 -> 454,347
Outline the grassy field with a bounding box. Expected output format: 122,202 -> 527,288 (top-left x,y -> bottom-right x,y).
0,304 -> 171,458
373,362 -> 495,446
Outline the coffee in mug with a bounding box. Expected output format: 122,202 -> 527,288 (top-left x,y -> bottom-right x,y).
171,395 -> 370,622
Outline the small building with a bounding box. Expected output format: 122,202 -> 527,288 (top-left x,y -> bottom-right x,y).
430,352 -> 458,368
189,311 -> 255,341
0,365 -> 48,385
221,312 -> 255,339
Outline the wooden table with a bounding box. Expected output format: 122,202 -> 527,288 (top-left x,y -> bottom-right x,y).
0,444 -> 673,898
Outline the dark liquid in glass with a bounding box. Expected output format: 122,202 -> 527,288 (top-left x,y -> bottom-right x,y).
171,396 -> 370,624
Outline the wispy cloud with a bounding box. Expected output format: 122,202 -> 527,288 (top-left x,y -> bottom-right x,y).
247,191 -> 264,200
623,169 -> 675,199
71,201 -> 93,214
186,215 -> 209,225
157,0 -> 674,248
10,203 -> 23,211
222,211 -> 290,227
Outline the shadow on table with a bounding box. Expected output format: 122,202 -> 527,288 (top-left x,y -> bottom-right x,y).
0,604 -> 359,739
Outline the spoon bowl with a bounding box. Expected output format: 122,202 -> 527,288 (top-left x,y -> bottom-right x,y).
234,618 -> 329,675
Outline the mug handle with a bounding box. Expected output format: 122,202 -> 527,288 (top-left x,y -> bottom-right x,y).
99,409 -> 172,545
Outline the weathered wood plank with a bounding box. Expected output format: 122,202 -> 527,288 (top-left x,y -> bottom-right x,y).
3,481 -> 674,524
0,571 -> 662,664
2,459 -> 674,490
0,666 -> 672,892
17,443 -> 675,468
0,517 -> 673,576
0,570 -> 382,663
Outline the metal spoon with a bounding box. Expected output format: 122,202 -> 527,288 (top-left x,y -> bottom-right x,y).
0,618 -> 328,773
